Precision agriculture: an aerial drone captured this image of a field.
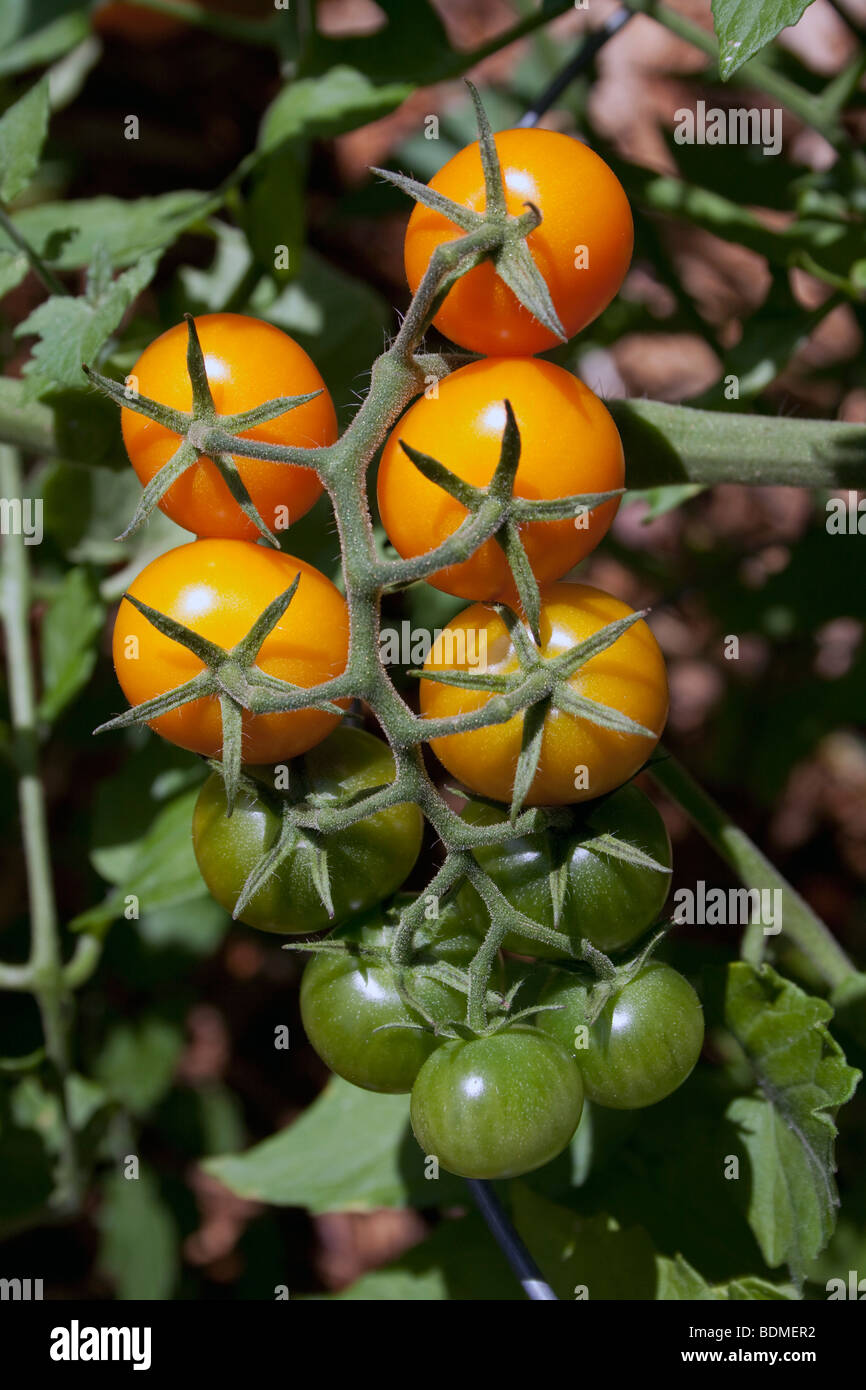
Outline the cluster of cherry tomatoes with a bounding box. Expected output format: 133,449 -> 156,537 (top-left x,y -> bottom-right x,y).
108,126 -> 703,1181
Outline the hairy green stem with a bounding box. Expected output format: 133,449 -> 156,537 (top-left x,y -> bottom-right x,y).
0,201 -> 67,298
650,751 -> 855,990
5,365 -> 862,491
611,400 -> 866,490
82,104 -> 861,1037
0,446 -> 82,1209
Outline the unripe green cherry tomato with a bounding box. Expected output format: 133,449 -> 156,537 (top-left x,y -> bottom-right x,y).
192,726 -> 423,933
410,1026 -> 584,1178
463,782 -> 672,956
300,892 -> 488,1094
537,962 -> 704,1109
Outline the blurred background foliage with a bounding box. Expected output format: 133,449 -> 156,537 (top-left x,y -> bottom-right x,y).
0,0 -> 865,1299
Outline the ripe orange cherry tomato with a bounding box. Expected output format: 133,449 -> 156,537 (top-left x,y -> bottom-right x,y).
404,128 -> 633,355
419,583 -> 668,805
112,539 -> 349,763
376,358 -> 623,605
121,314 -> 336,541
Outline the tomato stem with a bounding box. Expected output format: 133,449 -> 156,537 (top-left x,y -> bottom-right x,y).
0,444 -> 89,1212
650,750 -> 856,991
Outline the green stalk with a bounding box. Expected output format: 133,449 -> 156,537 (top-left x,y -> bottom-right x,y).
0,446 -> 81,1209
78,93 -> 861,1043
650,751 -> 855,990
611,400 -> 866,490
4,363 -> 861,490
0,202 -> 67,298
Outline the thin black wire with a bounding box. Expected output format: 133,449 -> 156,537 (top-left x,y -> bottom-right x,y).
466,1179 -> 559,1300
518,6 -> 634,128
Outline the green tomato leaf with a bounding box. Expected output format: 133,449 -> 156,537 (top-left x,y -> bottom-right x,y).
87,740 -> 205,886
16,249 -> 159,395
0,1077 -> 55,1224
2,190 -> 219,269
260,248 -> 390,428
40,459 -> 186,583
1,379 -> 128,470
94,1018 -> 184,1116
0,12 -> 90,81
628,484 -> 705,521
0,248 -> 28,296
691,288 -> 827,408
242,145 -> 306,283
0,77 -> 50,203
3,1072 -> 109,1222
179,220 -> 255,312
721,962 -> 860,1279
10,1070 -> 107,1142
511,1186 -> 797,1300
71,787 -> 208,938
97,1166 -> 180,1301
260,66 -> 411,154
38,567 -> 105,724
136,898 -> 228,959
204,1076 -> 464,1213
711,0 -> 817,80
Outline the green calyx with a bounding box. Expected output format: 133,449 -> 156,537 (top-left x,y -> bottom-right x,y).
93,84 -> 677,1034
289,898 -> 510,1042
414,600 -> 659,823
372,82 -> 567,345
95,578 -> 346,814
536,921 -> 675,1029
83,314 -> 324,546
392,400 -> 623,632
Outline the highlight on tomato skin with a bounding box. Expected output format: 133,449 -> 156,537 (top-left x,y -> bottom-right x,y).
409,1027 -> 585,1179
377,356 -> 625,605
8,0 -> 862,1313
463,781 -> 673,956
536,963 -> 705,1111
298,907 -> 484,1094
121,313 -> 337,541
403,127 -> 634,356
419,582 -> 669,806
111,538 -> 350,764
